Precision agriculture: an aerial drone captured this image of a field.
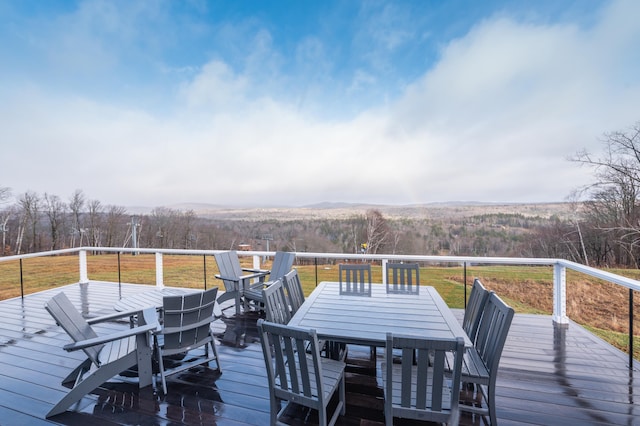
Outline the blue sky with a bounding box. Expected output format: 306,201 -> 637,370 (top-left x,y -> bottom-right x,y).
1,0 -> 639,208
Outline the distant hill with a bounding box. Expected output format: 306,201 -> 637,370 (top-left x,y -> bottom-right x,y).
142,201 -> 575,222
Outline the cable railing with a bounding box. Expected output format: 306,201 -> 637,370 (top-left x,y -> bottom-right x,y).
0,246 -> 638,368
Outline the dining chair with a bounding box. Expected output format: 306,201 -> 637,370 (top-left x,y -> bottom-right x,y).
338,263 -> 372,296
44,292 -> 159,417
458,292 -> 514,426
282,268 -> 305,315
244,251 -> 295,309
338,263 -> 374,359
154,287 -> 222,394
462,278 -> 492,342
262,279 -> 291,324
257,319 -> 346,426
385,262 -> 420,294
382,332 -> 465,426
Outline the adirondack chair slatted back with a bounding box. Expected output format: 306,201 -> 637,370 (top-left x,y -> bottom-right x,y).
269,251 -> 295,282
474,292 -> 514,378
339,264 -> 372,296
45,292 -> 103,366
386,263 -> 420,294
214,251 -> 244,293
462,279 -> 492,342
162,287 -> 218,352
263,279 -> 291,324
282,269 -> 305,315
384,333 -> 464,425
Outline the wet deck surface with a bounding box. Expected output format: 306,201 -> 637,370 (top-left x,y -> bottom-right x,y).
0,281 -> 638,425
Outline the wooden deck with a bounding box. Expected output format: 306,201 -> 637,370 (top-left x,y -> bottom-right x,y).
0,282 -> 638,425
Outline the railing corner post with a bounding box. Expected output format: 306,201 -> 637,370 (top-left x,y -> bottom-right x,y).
79,249 -> 89,284
553,263 -> 569,325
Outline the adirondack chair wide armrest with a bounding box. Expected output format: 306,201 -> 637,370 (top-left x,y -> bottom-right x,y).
215,271 -> 269,282
86,307 -> 157,325
240,270 -> 270,280
242,267 -> 270,275
63,309 -> 160,352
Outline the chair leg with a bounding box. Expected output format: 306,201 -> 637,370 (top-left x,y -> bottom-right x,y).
154,337 -> 168,394
47,352 -> 139,418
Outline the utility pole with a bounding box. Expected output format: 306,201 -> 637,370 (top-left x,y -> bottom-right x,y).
258,234 -> 273,261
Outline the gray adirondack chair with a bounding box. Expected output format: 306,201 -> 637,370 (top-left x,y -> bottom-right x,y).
338,263 -> 372,296
386,262 -> 420,294
214,250 -> 270,315
257,319 -> 346,426
44,292 -> 159,418
462,278 -> 492,342
382,333 -> 465,426
244,251 -> 295,309
262,279 -> 291,324
282,268 -> 305,315
458,292 -> 514,426
154,287 -> 221,394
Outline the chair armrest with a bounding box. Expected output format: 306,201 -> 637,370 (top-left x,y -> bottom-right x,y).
239,271 -> 270,280
86,307 -> 155,325
242,267 -> 270,275
215,271 -> 269,282
214,274 -> 241,283
64,308 -> 160,352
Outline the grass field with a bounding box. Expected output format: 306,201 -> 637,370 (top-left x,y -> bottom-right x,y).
0,252 -> 637,359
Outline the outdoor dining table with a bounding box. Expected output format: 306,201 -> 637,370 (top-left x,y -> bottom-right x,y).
288,281 -> 472,349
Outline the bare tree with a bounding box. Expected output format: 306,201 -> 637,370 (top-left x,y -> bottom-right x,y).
16,191 -> 41,254
0,186 -> 12,255
68,189 -> 86,247
43,193 -> 66,250
364,209 -> 389,254
0,186 -> 10,204
86,199 -> 103,246
570,121 -> 640,266
105,205 -> 128,247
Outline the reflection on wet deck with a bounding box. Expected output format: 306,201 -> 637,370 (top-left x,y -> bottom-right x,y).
0,281 -> 638,425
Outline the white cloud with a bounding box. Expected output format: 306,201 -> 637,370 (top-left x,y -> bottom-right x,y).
2,0 -> 640,208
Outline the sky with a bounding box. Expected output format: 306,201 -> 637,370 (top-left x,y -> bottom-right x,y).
1,0 -> 639,209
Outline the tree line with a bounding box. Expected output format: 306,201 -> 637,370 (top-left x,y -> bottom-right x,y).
2,121 -> 639,267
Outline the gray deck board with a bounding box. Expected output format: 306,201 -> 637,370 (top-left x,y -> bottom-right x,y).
0,281 -> 637,425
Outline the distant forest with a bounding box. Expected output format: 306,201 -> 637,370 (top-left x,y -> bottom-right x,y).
0,187 -> 619,267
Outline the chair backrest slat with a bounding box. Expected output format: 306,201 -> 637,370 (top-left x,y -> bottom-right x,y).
475,292 -> 514,377
282,269 -> 305,315
258,319 -> 324,405
263,280 -> 291,324
161,287 -> 218,351
462,278 -> 492,342
339,264 -> 372,296
385,333 -> 464,425
386,263 -> 420,294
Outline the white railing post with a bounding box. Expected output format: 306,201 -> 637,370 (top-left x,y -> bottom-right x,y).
79,249 -> 89,284
156,252 -> 164,289
382,259 -> 388,285
253,254 -> 261,271
553,262 -> 569,325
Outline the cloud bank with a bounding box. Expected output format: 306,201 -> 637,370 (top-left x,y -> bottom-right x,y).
1,0 -> 639,208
